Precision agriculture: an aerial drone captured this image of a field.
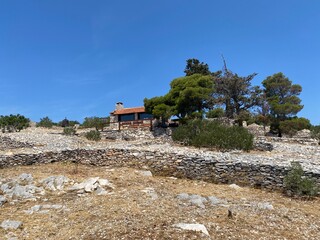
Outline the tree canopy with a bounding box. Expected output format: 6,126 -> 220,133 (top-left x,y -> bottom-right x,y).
144,58 -> 306,132
213,62 -> 261,119
262,72 -> 303,119
184,58 -> 211,76
144,74 -> 214,119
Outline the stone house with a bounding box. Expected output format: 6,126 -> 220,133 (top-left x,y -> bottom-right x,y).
110,102 -> 153,130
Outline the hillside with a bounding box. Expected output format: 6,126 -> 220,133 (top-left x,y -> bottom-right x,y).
0,128 -> 319,239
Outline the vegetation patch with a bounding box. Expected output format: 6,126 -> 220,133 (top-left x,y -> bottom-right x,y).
63,127 -> 76,136
172,119 -> 254,151
85,130 -> 101,141
284,162 -> 319,197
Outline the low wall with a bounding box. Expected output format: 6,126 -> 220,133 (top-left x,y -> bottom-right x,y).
1,148 -> 319,190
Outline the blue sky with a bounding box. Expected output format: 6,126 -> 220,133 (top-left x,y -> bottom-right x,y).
1,0 -> 319,124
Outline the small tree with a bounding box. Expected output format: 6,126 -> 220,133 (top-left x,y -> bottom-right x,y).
37,116 -> 54,128
82,117 -> 109,131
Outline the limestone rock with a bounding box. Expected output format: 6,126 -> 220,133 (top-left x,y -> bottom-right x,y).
1,220 -> 23,230
257,202 -> 273,210
0,195 -> 7,206
173,223 -> 209,236
40,175 -> 69,191
208,196 -> 225,206
18,173 -> 33,184
97,178 -> 114,189
137,170 -> 153,177
176,193 -> 190,200
229,184 -> 242,190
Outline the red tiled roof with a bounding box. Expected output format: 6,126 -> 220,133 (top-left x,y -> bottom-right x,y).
111,106 -> 145,115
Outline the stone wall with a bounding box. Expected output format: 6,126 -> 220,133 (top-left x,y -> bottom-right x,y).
0,136 -> 34,150
1,148 -> 319,191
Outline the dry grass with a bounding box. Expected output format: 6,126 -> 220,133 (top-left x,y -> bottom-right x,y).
1,163 -> 319,240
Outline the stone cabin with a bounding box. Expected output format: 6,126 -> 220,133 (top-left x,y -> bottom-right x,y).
109,102 -> 153,130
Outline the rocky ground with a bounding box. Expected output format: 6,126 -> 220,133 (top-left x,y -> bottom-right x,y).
1,127 -> 320,174
0,127 -> 320,239
1,163 -> 320,240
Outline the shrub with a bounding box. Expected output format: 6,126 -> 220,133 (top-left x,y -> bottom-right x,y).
206,108 -> 224,118
37,116 -> 54,128
172,119 -> 254,151
85,130 -> 101,141
279,117 -> 311,137
0,114 -> 30,132
284,162 -> 319,197
311,125 -> 320,142
235,110 -> 253,126
63,127 -> 76,136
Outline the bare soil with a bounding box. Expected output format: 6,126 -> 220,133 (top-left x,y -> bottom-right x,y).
1,162 -> 319,240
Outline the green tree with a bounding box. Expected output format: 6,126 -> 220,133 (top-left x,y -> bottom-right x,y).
214,61 -> 261,121
145,74 -> 214,120
37,116 -> 54,128
184,58 -> 211,76
262,72 -> 303,136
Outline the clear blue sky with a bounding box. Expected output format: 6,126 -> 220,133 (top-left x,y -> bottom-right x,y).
1,0 -> 319,124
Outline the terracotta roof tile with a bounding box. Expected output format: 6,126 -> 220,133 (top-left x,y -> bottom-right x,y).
111,106 -> 145,115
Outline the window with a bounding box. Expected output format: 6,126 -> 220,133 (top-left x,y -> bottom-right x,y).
138,113 -> 153,120
118,113 -> 135,122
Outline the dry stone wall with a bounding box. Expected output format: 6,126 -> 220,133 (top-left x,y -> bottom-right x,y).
0,136 -> 34,150
1,148 -> 319,191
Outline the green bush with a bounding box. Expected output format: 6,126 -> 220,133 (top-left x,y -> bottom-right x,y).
172,119 -> 254,151
206,108 -> 224,118
85,130 -> 101,141
0,114 -> 30,132
279,117 -> 311,137
284,162 -> 319,197
63,127 -> 76,136
37,116 -> 54,128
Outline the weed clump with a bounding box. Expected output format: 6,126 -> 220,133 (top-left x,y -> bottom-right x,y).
63,127 -> 76,136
